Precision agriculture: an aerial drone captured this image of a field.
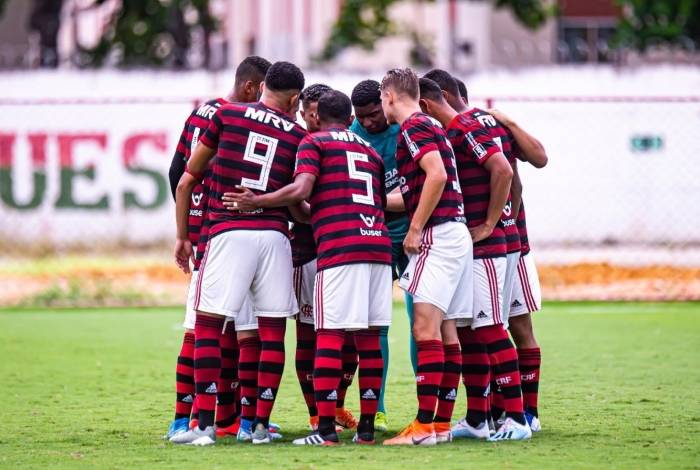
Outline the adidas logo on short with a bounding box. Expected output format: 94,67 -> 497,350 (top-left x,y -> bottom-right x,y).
261,388 -> 275,400
362,389 -> 377,400
402,272 -> 410,280
511,299 -> 522,308
326,390 -> 338,401
205,382 -> 217,394
181,394 -> 193,403
241,396 -> 250,406
476,310 -> 488,319
445,388 -> 457,401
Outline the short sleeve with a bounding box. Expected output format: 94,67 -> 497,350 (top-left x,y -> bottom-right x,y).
199,109 -> 222,149
294,135 -> 321,178
465,125 -> 499,166
402,116 -> 440,162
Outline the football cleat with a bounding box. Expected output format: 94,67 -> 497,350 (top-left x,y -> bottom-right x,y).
488,417 -> 532,442
434,422 -> 452,443
451,418 -> 490,439
268,421 -> 282,433
236,418 -> 253,442
374,412 -> 388,432
309,415 -> 319,431
352,432 -> 376,445
383,420 -> 436,446
169,426 -> 216,446
189,418 -> 198,430
164,417 -> 190,439
525,412 -> 541,432
251,422 -> 271,444
215,417 -> 240,438
292,432 -> 340,446
335,408 -> 358,430
488,416 -> 496,435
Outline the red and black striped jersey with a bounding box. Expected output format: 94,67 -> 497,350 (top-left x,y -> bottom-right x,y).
464,108 -> 521,254
295,128 -> 392,271
291,222 -> 316,267
395,112 -> 465,228
447,114 -> 507,259
517,201 -> 530,255
199,101 -> 306,238
173,98 -> 226,249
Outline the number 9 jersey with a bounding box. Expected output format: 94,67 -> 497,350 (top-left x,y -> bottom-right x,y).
199,101 -> 307,239
294,128 -> 392,271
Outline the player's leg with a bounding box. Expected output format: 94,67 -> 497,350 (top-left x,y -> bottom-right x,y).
508,252 -> 543,430
215,320 -> 240,437
294,260 -> 319,429
236,327 -> 260,441
294,265 -> 369,446
170,232 -> 256,446
249,231 -> 297,444
336,331 -> 359,430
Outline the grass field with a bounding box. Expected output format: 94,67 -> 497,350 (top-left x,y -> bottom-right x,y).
1,302 -> 699,469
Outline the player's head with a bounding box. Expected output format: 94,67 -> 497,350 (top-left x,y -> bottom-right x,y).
418,77 -> 447,116
351,79 -> 388,135
261,61 -> 306,116
454,76 -> 469,106
300,83 -> 332,133
317,90 -> 353,129
423,69 -> 463,111
380,68 -> 419,124
233,56 -> 271,103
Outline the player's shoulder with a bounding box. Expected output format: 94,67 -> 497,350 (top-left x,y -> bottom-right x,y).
405,112 -> 444,133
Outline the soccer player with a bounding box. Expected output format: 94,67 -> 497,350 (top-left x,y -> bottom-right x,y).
170,61 -> 306,446
164,55 -> 270,440
294,83 -> 360,432
225,90 -> 391,446
454,77 -> 469,107
349,79 -> 414,432
379,68 -> 472,446
416,78 -> 531,442
486,106 -> 548,432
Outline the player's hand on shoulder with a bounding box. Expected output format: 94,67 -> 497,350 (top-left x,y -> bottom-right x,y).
222,186 -> 258,212
469,223 -> 494,243
403,227 -> 422,255
174,239 -> 193,274
485,108 -> 514,128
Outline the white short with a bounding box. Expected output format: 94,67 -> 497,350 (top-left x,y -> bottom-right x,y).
294,259 -> 317,325
314,263 -> 392,330
501,251 -> 521,325
183,270 -> 199,330
229,296 -> 257,331
458,257 -> 507,329
508,252 -> 542,320
195,230 -> 298,320
398,222 -> 473,320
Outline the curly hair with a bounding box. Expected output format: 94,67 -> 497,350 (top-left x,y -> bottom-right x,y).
351,79 -> 381,107
300,83 -> 333,108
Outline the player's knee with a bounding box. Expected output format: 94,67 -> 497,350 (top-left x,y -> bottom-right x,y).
237,330 -> 259,341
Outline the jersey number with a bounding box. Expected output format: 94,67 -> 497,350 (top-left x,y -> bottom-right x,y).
241,132 -> 279,191
346,151 -> 374,205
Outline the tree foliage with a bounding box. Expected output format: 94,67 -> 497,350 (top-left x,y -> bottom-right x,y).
614,0 -> 700,52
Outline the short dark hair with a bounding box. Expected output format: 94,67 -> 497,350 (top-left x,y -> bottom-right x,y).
381,68 -> 419,100
317,90 -> 352,124
423,69 -> 459,98
418,77 -> 445,102
454,77 -> 468,102
351,79 -> 381,107
300,83 -> 332,108
235,56 -> 271,85
264,61 -> 305,93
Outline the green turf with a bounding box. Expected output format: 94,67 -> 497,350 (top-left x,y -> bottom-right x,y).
1,302 -> 699,469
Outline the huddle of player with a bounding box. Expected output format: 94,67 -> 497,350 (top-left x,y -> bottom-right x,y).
166,55 -> 548,447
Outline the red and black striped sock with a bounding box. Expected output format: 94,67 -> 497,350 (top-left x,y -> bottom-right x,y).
518,347 -> 541,417
314,329 -> 345,436
237,335 -> 261,422
193,314 -> 225,429
477,325 -> 525,425
434,343 -> 461,423
216,321 -> 239,428
490,381 -> 505,421
295,321 -> 317,418
458,327 -> 491,427
174,331 -> 195,420
337,331 -> 358,410
255,317 -> 286,427
354,329 -> 383,433
415,339 -> 444,424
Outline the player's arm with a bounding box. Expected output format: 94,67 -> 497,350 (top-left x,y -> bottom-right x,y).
221,173 -> 317,211
404,151 -> 447,254
385,187 -> 405,212
289,201 -> 311,223
169,121 -> 189,200
510,159 -> 522,221
487,108 -> 548,168
470,152 -> 513,243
